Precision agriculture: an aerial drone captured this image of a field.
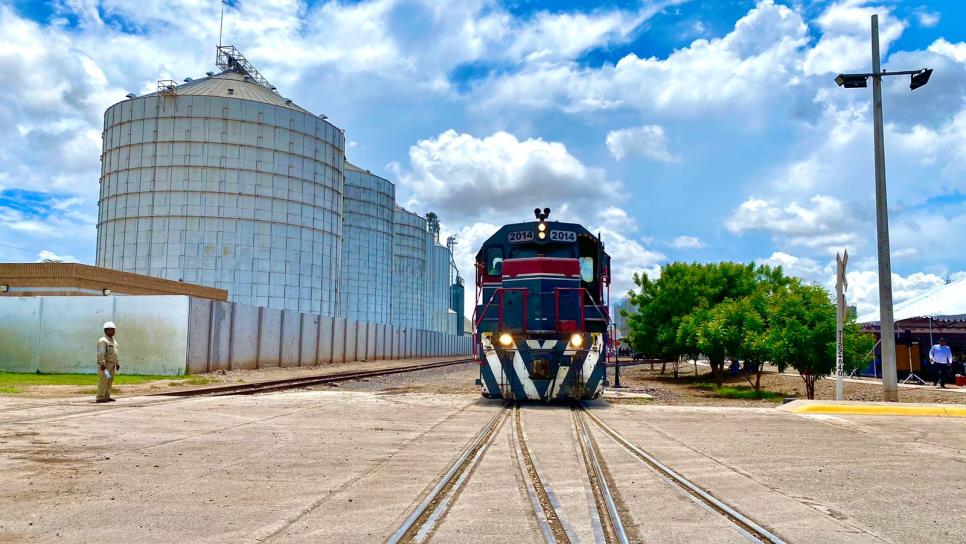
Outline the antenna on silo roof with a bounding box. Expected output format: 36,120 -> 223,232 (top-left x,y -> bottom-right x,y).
218,0 -> 225,48
215,45 -> 273,89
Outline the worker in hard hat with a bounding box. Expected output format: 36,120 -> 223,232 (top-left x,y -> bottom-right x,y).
96,321 -> 120,403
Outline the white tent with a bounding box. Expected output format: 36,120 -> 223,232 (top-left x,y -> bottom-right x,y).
858,277 -> 966,324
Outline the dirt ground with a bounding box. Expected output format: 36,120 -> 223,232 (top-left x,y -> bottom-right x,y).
613,361 -> 966,406
335,361 -> 480,396
0,356 -> 469,399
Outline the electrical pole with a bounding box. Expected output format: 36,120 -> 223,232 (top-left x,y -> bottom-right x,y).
835,251 -> 848,401
870,15 -> 899,402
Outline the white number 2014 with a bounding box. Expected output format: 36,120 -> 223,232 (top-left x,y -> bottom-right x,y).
508,230 -> 534,243
549,230 -> 576,242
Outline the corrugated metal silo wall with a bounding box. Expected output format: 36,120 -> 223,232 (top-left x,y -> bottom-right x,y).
339,169 -> 394,323
96,93 -> 345,314
390,208 -> 428,330
426,242 -> 451,333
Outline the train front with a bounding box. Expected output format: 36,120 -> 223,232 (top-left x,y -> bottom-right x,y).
473,208 -> 611,401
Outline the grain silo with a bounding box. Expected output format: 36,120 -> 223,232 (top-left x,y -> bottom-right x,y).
391,207 -> 429,329
339,162 -> 395,324
96,47 -> 344,314
426,240 -> 452,334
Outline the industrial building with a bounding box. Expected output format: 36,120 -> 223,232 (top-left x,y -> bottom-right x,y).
95,46 -> 462,334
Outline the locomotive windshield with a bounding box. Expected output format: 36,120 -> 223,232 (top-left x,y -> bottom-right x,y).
509,246 -> 576,259
579,257 -> 594,282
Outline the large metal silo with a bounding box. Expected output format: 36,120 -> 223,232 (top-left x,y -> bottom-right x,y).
426,241 -> 452,333
96,64 -> 345,314
339,162 -> 394,323
391,207 -> 429,329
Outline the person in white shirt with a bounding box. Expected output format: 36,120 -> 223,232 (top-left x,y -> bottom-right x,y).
929,338 -> 953,388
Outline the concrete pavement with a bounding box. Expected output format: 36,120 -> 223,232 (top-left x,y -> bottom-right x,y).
1,385 -> 963,543
594,403 -> 965,544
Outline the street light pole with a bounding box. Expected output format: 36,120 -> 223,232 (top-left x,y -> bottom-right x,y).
836,16 -> 931,401
870,14 -> 898,402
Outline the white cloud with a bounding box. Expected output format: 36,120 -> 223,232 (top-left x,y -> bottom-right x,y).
726,195 -> 865,253
927,38 -> 966,63
392,129 -> 620,220
508,9 -> 645,63
848,268 -> 949,316
755,251 -> 964,317
596,206 -> 638,232
914,8 -> 941,29
756,251 -> 828,282
595,227 -> 665,300
803,1 -> 906,76
37,250 -> 79,263
479,0 -> 809,115
606,125 -> 677,162
670,235 -> 705,249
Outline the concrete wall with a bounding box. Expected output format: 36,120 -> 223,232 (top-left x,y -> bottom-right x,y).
183,299 -> 472,374
1,296 -> 474,375
0,296 -> 189,375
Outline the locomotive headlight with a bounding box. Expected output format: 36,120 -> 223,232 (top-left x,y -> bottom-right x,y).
569,333 -> 584,348
498,333 -> 513,347
537,231 -> 546,239
537,222 -> 547,232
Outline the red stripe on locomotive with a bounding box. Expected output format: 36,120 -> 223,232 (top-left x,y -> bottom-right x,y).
501,257 -> 580,278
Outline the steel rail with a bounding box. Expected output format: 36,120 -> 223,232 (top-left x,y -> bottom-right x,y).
159,358 -> 475,397
580,407 -> 786,544
386,403 -> 511,544
511,405 -> 566,544
572,408 -> 629,544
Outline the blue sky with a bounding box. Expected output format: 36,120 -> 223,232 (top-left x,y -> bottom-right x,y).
1,0 -> 964,318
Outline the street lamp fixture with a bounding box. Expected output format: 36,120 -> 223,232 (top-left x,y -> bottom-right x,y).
833,14 -> 933,402
834,74 -> 868,88
909,68 -> 933,90
834,68 -> 932,91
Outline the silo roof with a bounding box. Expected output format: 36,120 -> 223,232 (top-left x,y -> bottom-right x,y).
145,70 -> 317,116
345,161 -> 368,174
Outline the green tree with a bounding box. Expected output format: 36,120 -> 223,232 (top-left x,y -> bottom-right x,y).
626,262 -> 773,385
705,295 -> 773,392
767,282 -> 837,399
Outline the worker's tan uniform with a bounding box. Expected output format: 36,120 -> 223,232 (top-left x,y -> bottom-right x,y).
96,336 -> 119,401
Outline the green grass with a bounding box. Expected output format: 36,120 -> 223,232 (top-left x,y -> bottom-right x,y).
0,372 -> 189,387
694,382 -> 785,401
0,386 -> 21,394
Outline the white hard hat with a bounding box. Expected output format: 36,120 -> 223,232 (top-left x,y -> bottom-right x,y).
103,321 -> 117,330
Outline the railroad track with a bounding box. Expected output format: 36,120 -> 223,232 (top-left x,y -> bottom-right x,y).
579,406 -> 786,544
387,402 -> 512,544
571,407 -> 629,544
388,404 -> 632,544
159,358 -> 475,397
0,358 -> 474,425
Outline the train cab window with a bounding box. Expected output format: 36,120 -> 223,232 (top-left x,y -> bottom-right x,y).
509,246 -> 576,258
486,247 -> 504,276
579,257 -> 594,282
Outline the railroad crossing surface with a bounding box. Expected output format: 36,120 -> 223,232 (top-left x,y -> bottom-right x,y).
1,364 -> 963,543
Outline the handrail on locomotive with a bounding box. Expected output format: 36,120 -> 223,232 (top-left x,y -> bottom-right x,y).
472,286 -> 612,359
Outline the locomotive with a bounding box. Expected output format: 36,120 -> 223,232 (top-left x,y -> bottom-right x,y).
473,208 -> 612,401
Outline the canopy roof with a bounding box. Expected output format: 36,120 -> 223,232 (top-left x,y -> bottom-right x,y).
858,277 -> 966,324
